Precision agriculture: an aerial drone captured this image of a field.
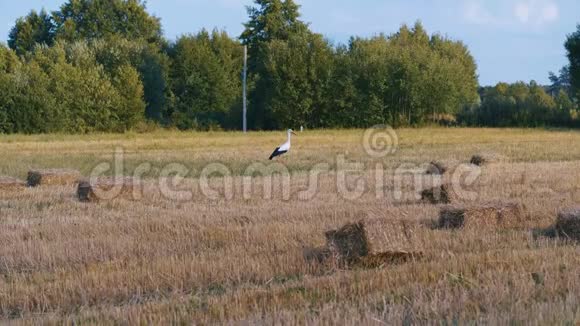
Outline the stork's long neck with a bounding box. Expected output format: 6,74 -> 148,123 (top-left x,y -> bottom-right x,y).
286,131 -> 292,144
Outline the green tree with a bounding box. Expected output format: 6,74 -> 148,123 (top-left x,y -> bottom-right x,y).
525,81 -> 556,126
53,0 -> 169,122
0,44 -> 19,72
1,40 -> 146,134
555,89 -> 575,112
8,1 -> 169,124
549,66 -> 572,97
36,41 -> 122,132
565,25 -> 580,99
241,0 -> 306,54
459,81 -> 566,127
113,65 -> 146,130
92,37 -> 172,122
429,33 -> 479,119
53,0 -> 162,45
169,30 -> 243,130
262,31 -> 334,128
326,44 -> 358,127
8,9 -> 55,56
9,60 -> 60,133
0,45 -> 20,132
329,22 -> 478,128
240,0 -> 308,129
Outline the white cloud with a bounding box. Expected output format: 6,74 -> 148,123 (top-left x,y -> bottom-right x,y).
463,0 -> 559,27
513,0 -> 559,25
514,2 -> 531,23
539,2 -> 559,24
463,1 -> 497,25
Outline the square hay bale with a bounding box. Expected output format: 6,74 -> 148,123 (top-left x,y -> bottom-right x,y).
425,161 -> 448,175
554,207 -> 580,241
315,219 -> 425,269
325,221 -> 371,264
439,202 -> 524,229
77,181 -> 98,202
363,218 -> 426,252
0,177 -> 26,191
421,184 -> 456,204
355,251 -> 424,269
77,177 -> 140,202
438,207 -> 466,229
27,169 -> 81,187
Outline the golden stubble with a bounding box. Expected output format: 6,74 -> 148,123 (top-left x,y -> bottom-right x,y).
0,128 -> 579,324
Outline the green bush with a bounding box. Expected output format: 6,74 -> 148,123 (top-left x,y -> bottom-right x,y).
458,82 -> 574,127
0,41 -> 147,134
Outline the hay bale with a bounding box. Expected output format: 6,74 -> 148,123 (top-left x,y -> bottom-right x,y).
421,184 -> 455,204
325,221 -> 371,264
438,207 -> 466,229
306,220 -> 425,269
554,208 -> 580,241
439,202 -> 524,229
77,177 -> 139,202
425,161 -> 447,175
355,251 -> 424,269
470,153 -> 504,166
27,169 -> 81,187
77,181 -> 97,202
470,155 -> 486,166
363,218 -> 425,252
0,177 -> 26,191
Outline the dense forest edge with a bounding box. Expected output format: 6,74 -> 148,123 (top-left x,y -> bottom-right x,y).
1,0 -> 580,133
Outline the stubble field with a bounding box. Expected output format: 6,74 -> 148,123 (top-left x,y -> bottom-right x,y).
0,128 -> 579,324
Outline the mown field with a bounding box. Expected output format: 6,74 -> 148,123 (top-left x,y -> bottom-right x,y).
1,128 -> 580,324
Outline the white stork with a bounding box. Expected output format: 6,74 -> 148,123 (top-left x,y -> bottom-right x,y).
269,129 -> 296,160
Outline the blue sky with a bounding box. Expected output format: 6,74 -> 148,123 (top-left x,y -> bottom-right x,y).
0,0 -> 577,85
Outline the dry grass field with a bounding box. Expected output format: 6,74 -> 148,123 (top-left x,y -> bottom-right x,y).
1,128 -> 580,324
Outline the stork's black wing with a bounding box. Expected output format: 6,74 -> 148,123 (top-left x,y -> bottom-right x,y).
269,147 -> 288,160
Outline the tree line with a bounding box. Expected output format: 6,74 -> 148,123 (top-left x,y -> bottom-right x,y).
0,0 -> 579,133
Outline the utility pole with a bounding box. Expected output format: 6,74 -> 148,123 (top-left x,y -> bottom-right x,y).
242,45 -> 248,133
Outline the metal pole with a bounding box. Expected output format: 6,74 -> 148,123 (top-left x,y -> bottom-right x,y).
242,45 -> 247,133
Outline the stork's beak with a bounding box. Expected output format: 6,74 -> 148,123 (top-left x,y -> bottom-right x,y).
291,131 -> 297,136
